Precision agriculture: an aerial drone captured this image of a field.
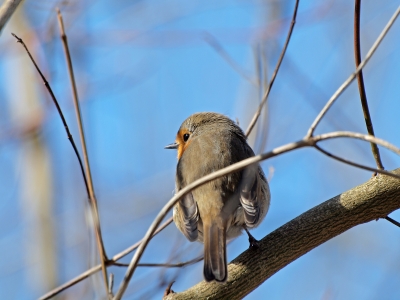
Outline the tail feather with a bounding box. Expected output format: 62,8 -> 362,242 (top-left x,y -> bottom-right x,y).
203,222 -> 227,282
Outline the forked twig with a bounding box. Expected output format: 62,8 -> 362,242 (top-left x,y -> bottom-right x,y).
39,131 -> 400,300
56,9 -> 110,294
314,145 -> 400,180
34,4 -> 400,300
12,30 -> 110,297
113,6 -> 400,293
313,131 -> 400,156
39,217 -> 173,300
112,5 -> 400,283
11,33 -> 90,196
354,0 -> 384,170
112,256 -> 203,268
306,6 -> 400,138
245,0 -> 300,137
113,130 -> 400,300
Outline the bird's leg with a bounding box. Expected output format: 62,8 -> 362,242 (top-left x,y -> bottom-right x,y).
243,226 -> 260,249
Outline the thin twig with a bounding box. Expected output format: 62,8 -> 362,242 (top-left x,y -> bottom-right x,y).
313,131 -> 400,157
11,33 -> 90,196
56,9 -> 109,294
385,216 -> 400,228
12,30 -> 110,297
245,0 -> 299,137
39,217 -> 173,300
306,5 -> 400,138
354,0 -> 384,170
314,145 -> 400,180
112,130 -> 400,300
112,256 -> 203,268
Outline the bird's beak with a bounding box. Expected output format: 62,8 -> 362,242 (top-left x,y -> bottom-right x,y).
165,142 -> 179,149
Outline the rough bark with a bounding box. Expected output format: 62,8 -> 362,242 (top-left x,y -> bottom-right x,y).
165,168 -> 400,299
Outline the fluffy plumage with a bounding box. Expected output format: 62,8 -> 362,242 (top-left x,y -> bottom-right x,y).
168,112 -> 270,282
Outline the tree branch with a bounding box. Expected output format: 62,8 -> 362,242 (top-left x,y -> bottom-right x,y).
57,9 -> 110,295
112,129 -> 400,300
165,168 -> 400,299
306,5 -> 400,138
39,217 -> 173,300
245,0 -> 299,137
314,145 -> 400,180
354,0 -> 384,170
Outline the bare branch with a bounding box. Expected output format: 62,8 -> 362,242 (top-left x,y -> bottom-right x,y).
306,5 -> 400,138
245,0 -> 300,137
385,216 -> 400,228
312,131 -> 400,156
41,127 -> 400,300
31,5 -> 400,300
314,145 -> 400,180
39,217 -> 173,300
112,256 -> 203,268
112,129 -> 400,300
57,9 -> 110,294
165,168 -> 400,299
11,33 -> 90,196
112,139 -> 308,300
354,0 -> 384,170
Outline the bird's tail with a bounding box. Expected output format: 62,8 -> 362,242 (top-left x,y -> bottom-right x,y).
203,221 -> 227,282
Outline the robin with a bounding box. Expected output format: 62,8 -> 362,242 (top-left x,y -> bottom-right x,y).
165,112 -> 270,282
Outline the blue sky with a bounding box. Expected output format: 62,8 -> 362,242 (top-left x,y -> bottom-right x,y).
1,0 -> 400,299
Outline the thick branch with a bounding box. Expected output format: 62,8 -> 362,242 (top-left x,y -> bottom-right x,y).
165,169 -> 400,299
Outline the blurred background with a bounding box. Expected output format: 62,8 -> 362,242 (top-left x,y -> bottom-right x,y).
1,0 -> 400,299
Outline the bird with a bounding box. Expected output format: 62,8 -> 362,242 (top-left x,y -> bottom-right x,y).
165,112 -> 270,283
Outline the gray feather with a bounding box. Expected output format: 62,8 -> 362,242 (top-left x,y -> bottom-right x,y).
179,193 -> 199,241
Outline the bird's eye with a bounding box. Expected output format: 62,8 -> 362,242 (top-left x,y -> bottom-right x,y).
183,133 -> 190,142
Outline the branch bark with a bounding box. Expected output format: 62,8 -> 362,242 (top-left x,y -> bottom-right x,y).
165,168 -> 400,299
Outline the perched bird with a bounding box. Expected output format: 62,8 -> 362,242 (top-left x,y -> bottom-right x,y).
165,112 -> 270,282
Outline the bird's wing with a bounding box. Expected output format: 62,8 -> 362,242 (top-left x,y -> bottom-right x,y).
239,166 -> 261,228
178,192 -> 199,241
